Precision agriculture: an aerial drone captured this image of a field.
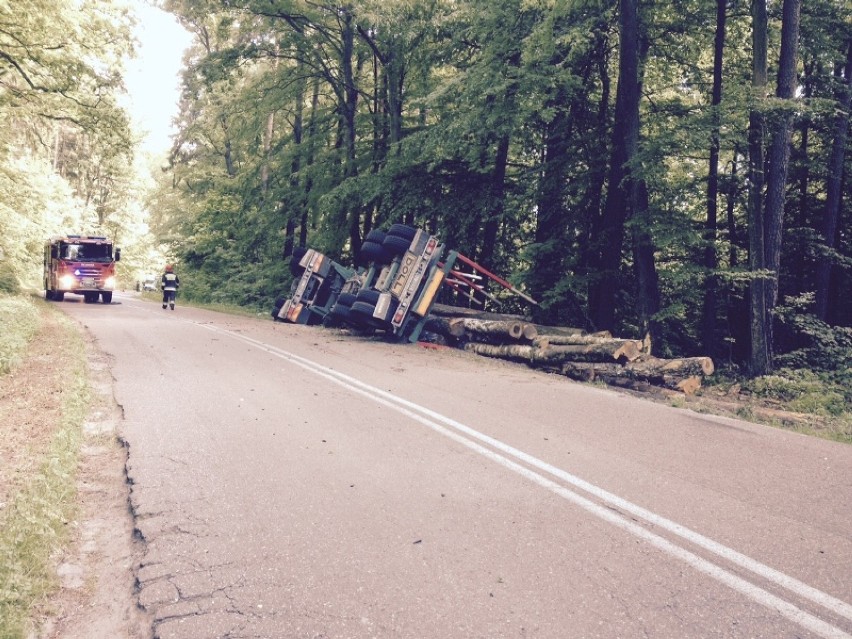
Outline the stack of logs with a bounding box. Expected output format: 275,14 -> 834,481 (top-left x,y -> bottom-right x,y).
423,305 -> 714,395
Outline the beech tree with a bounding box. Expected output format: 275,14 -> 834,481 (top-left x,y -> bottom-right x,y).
150,0 -> 851,374
0,0 -> 138,286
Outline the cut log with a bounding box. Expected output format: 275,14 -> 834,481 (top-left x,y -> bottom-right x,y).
423,316 -> 467,338
531,334 -> 643,350
463,343 -> 536,363
519,323 -> 538,341
560,361 -> 706,394
456,318 -> 525,338
464,341 -> 642,365
429,304 -> 528,322
532,324 -> 594,337
628,355 -> 714,377
538,341 -> 644,363
673,376 -> 702,395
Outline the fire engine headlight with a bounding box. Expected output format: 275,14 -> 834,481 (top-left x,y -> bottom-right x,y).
59,274 -> 76,289
104,276 -> 116,289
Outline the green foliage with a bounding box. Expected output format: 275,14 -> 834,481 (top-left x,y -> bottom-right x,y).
0,296 -> 40,375
774,293 -> 852,372
153,0 -> 851,373
0,0 -> 141,292
746,368 -> 851,418
0,262 -> 20,295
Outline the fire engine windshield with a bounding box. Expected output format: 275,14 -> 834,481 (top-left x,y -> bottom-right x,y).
61,242 -> 113,262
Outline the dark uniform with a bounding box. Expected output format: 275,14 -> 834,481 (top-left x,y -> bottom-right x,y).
161,266 -> 179,310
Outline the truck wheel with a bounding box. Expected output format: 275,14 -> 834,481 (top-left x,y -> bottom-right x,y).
382,234 -> 411,256
354,289 -> 380,305
358,241 -> 391,266
349,289 -> 378,325
364,229 -> 387,244
45,290 -> 53,301
350,289 -> 393,329
325,292 -> 355,326
101,292 -> 113,304
349,300 -> 378,321
55,291 -> 64,302
336,292 -> 357,308
387,224 -> 417,242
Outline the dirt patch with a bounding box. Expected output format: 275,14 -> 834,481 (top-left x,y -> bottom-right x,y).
0,306 -> 150,639
0,312 -> 67,509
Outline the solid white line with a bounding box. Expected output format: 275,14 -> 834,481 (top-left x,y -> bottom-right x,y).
191,320 -> 852,638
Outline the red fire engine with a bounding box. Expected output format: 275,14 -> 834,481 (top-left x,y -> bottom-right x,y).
43,234 -> 121,303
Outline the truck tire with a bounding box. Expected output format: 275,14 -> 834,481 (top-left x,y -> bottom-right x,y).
349,300 -> 378,322
359,241 -> 391,265
349,289 -> 381,327
336,292 -> 358,308
323,292 -> 356,326
101,292 -> 113,303
54,291 -> 64,302
364,229 -> 387,244
382,234 -> 412,256
350,289 -> 395,329
354,289 -> 381,306
387,224 -> 417,242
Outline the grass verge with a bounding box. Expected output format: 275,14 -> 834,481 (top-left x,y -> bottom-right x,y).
0,295 -> 41,375
0,297 -> 89,639
138,290 -> 264,317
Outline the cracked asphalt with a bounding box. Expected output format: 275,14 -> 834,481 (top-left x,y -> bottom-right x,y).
58,292 -> 852,639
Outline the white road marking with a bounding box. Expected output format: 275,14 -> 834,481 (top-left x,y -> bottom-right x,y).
163,312 -> 851,638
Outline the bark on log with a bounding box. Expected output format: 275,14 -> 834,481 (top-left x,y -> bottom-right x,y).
532,324 -> 597,337
423,316 -> 466,338
463,343 -> 536,363
629,355 -> 714,377
531,334 -> 642,350
464,341 -> 643,364
559,361 -> 705,394
539,342 -> 643,363
429,304 -> 528,322
457,318 -> 525,338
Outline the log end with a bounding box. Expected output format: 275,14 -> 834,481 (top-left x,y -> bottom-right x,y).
675,376 -> 702,395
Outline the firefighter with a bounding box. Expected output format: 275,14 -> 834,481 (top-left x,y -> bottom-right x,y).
161,264 -> 180,310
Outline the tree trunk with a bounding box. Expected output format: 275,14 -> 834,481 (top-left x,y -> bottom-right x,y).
702,0 -> 727,359
530,84 -> 572,324
300,75 -> 321,249
764,0 -> 802,327
479,135 -> 510,272
748,0 -> 770,375
589,0 -> 658,348
283,64 -> 306,259
815,39 -> 852,321
339,8 -> 361,256
631,179 -> 661,352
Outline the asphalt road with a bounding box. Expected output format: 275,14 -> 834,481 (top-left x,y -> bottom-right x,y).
59,292 -> 852,639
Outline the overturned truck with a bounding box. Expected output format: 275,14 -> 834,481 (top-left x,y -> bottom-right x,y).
273,223 -> 715,394
274,223 -> 530,343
